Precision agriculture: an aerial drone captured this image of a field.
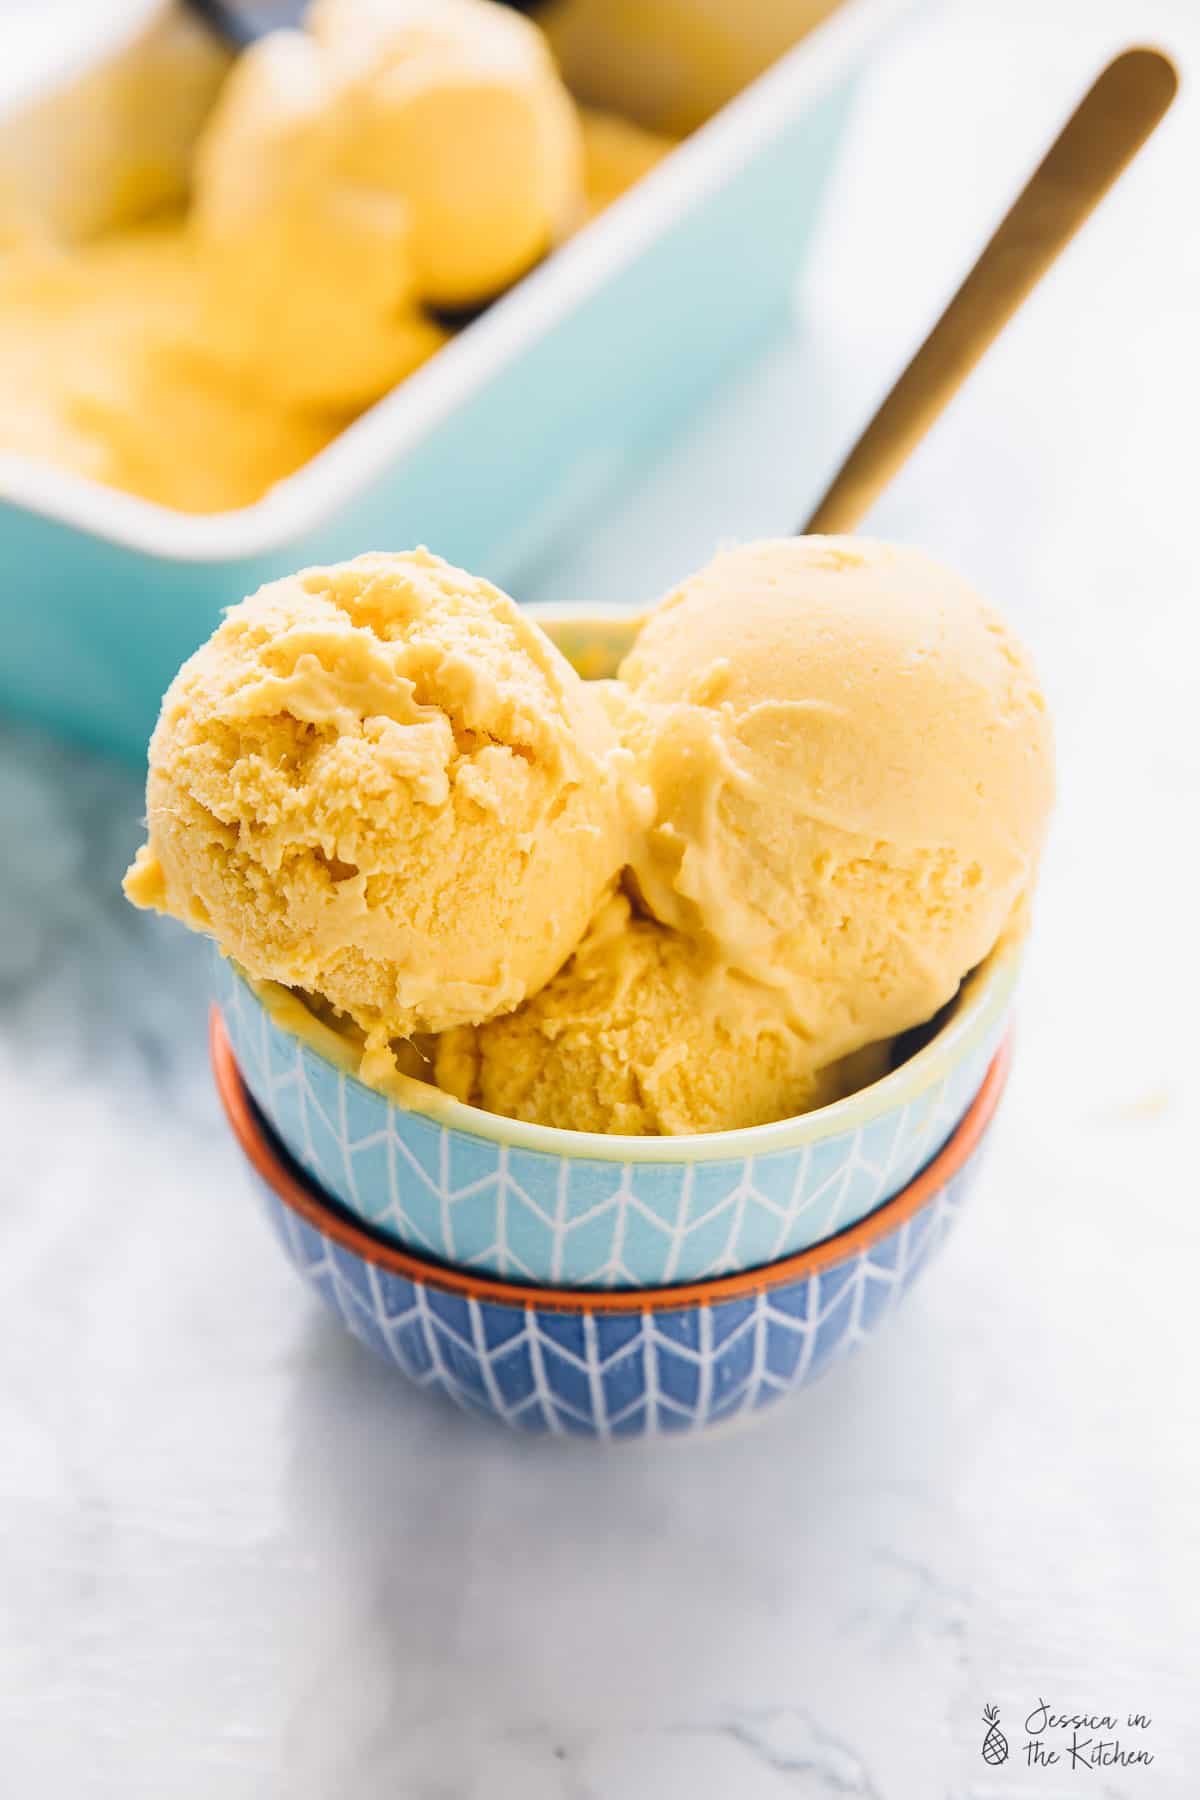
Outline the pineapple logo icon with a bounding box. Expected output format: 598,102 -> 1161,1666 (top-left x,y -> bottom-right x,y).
981,1704 -> 1009,1765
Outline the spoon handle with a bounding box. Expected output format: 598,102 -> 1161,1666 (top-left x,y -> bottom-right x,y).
182,0 -> 304,48
802,47 -> 1178,536
183,0 -> 538,47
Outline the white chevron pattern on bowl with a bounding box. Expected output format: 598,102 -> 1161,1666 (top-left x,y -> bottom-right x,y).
215,947 -> 1011,1289
255,1163 -> 974,1436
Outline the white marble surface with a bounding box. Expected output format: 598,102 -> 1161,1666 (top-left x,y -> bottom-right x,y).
3,0 -> 1200,1794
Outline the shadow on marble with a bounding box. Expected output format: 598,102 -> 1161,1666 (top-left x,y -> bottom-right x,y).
271,1287 -> 975,1796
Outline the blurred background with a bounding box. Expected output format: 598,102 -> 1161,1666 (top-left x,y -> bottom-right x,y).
2,0 -> 1198,1793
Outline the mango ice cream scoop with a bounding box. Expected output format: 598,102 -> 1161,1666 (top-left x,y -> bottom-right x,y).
124,550 -> 631,1044
310,0 -> 583,308
434,888 -> 890,1136
616,537 -> 1055,1069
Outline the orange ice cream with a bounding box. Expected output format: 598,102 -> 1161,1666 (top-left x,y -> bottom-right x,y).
617,537 -> 1055,1069
125,551 -> 632,1045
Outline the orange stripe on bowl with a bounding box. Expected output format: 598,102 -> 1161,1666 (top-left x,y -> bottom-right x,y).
210,1008 -> 1011,1316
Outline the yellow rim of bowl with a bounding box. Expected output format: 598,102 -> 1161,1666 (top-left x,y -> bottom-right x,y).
228,937 -> 1020,1166
213,1012 -> 1011,1313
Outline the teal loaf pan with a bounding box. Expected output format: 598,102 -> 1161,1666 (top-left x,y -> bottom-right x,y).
0,0 -> 913,762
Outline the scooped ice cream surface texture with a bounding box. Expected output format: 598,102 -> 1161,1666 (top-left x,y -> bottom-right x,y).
436,889 -> 891,1136
124,536 -> 1054,1137
124,550 -> 631,1046
617,537 -> 1055,1067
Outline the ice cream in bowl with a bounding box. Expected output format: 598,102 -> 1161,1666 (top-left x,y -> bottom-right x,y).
125,538 -> 1052,1289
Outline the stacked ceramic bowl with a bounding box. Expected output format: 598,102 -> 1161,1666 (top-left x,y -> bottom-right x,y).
212,934 -> 1015,1439
206,605 -> 1017,1437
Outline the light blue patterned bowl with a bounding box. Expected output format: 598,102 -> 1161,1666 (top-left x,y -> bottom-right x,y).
213,1013 -> 1010,1438
213,937 -> 1017,1291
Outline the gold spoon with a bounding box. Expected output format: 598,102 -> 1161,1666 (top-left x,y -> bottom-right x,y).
803,47 -> 1178,535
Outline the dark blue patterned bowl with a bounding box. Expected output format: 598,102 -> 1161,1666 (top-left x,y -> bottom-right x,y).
213,1014 -> 1010,1438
